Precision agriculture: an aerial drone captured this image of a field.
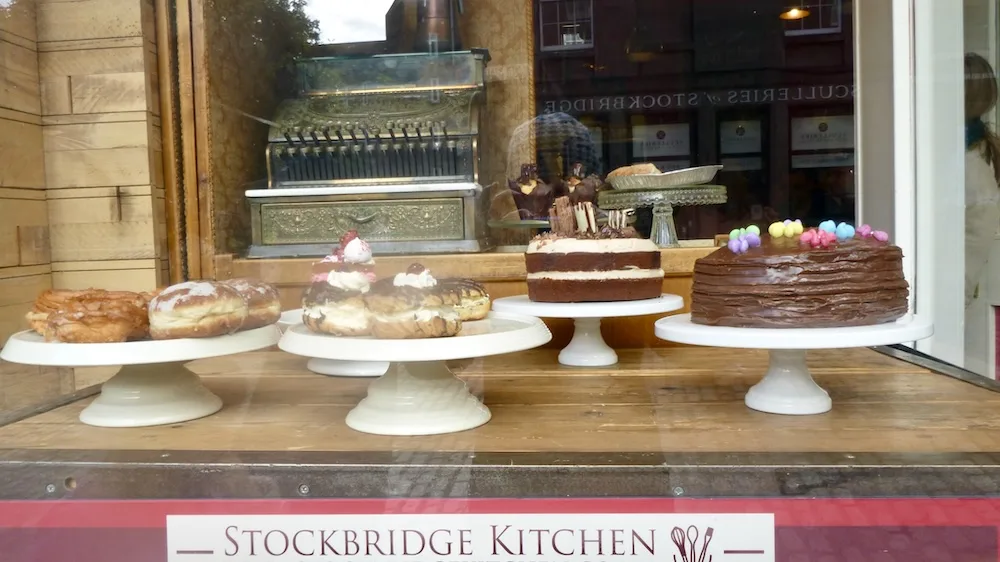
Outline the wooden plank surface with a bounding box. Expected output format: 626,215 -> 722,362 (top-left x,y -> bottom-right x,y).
0,348 -> 997,455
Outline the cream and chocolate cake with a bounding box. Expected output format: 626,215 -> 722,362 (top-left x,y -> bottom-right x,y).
691,221 -> 909,328
525,201 -> 664,303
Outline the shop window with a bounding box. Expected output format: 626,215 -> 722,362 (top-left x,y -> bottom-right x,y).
783,0 -> 843,36
539,0 -> 594,51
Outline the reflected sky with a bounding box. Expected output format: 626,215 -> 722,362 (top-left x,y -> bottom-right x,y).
305,0 -> 395,44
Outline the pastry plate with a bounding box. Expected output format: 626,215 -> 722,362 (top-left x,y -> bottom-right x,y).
608,165 -> 723,190
279,311 -> 552,363
0,325 -> 281,367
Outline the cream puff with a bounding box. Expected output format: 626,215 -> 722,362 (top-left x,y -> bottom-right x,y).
364,263 -> 461,339
302,230 -> 376,336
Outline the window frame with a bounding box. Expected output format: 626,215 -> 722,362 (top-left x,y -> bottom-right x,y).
538,0 -> 595,52
784,0 -> 844,37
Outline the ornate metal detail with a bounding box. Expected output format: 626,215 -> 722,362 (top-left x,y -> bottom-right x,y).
260,199 -> 465,244
598,185 -> 728,209
269,91 -> 478,140
598,185 -> 728,248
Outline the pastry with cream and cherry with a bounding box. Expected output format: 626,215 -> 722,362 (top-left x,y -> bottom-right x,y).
302,230 -> 376,336
364,263 -> 461,339
148,281 -> 248,339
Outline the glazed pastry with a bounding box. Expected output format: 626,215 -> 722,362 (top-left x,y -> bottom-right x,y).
440,279 -> 490,321
364,263 -> 462,339
43,294 -> 148,343
27,289 -> 152,342
148,281 -> 248,339
302,230 -> 376,336
221,278 -> 281,329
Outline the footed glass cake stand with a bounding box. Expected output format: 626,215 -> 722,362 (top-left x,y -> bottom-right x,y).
279,312 -> 551,436
0,326 -> 281,427
655,314 -> 933,415
278,309 -> 389,377
492,295 -> 684,367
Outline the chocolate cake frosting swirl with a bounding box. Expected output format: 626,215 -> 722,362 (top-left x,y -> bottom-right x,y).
691,235 -> 909,328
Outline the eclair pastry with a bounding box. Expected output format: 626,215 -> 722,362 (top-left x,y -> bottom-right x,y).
440,279 -> 490,321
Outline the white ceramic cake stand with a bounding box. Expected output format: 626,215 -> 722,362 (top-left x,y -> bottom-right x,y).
278,309 -> 388,377
0,326 -> 281,427
491,294 -> 684,367
279,311 -> 551,436
655,313 -> 934,415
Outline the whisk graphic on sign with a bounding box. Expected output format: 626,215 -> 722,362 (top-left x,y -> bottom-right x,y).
670,526 -> 714,562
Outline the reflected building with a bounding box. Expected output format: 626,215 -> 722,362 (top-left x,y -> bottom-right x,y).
533,0 -> 855,238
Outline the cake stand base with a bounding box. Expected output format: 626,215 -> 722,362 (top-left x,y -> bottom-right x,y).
560,318 -> 618,367
306,359 -> 389,378
79,362 -> 223,428
345,361 -> 490,436
744,350 -> 832,415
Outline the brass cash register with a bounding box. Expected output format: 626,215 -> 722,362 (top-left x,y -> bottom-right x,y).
246,50 -> 490,257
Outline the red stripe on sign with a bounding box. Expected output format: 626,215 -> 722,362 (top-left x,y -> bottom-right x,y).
0,498 -> 998,529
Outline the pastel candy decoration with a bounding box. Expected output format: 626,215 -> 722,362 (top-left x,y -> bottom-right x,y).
746,225 -> 761,236
835,222 -> 855,242
857,224 -> 873,238
729,228 -> 741,240
768,221 -> 785,237
745,232 -> 761,247
801,228 -> 836,248
727,238 -> 743,253
818,220 -> 837,234
791,219 -> 804,235
872,230 -> 889,242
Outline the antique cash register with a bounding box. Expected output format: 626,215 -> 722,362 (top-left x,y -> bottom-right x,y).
246,50 -> 490,257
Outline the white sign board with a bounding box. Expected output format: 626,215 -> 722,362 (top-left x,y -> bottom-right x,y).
720,120 -> 762,154
632,123 -> 691,158
791,115 -> 855,151
168,513 -> 775,562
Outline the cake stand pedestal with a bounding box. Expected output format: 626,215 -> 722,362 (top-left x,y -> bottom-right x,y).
492,295 -> 684,367
655,314 -> 933,415
598,185 -> 727,248
0,326 -> 281,427
279,312 -> 551,436
279,310 -> 388,377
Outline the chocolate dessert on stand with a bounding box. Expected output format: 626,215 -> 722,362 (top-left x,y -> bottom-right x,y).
525,199 -> 664,303
508,163 -> 555,220
656,219 -> 930,417
691,220 -> 909,328
493,198 -> 682,367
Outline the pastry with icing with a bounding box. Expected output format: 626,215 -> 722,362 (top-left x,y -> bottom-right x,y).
364,263 -> 462,339
302,230 -> 377,336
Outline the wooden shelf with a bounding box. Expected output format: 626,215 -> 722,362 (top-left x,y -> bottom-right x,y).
0,347 -> 998,500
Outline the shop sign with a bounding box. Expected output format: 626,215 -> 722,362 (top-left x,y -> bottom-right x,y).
791,115 -> 855,151
720,121 -> 762,155
632,124 -> 690,158
542,85 -> 854,115
168,513 -> 774,561
2,498 -> 999,561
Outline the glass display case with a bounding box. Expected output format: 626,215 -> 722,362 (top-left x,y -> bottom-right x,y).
1,0 -> 1000,560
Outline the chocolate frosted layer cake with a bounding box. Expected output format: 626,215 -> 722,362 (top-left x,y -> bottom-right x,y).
526,203 -> 663,303
691,223 -> 909,328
